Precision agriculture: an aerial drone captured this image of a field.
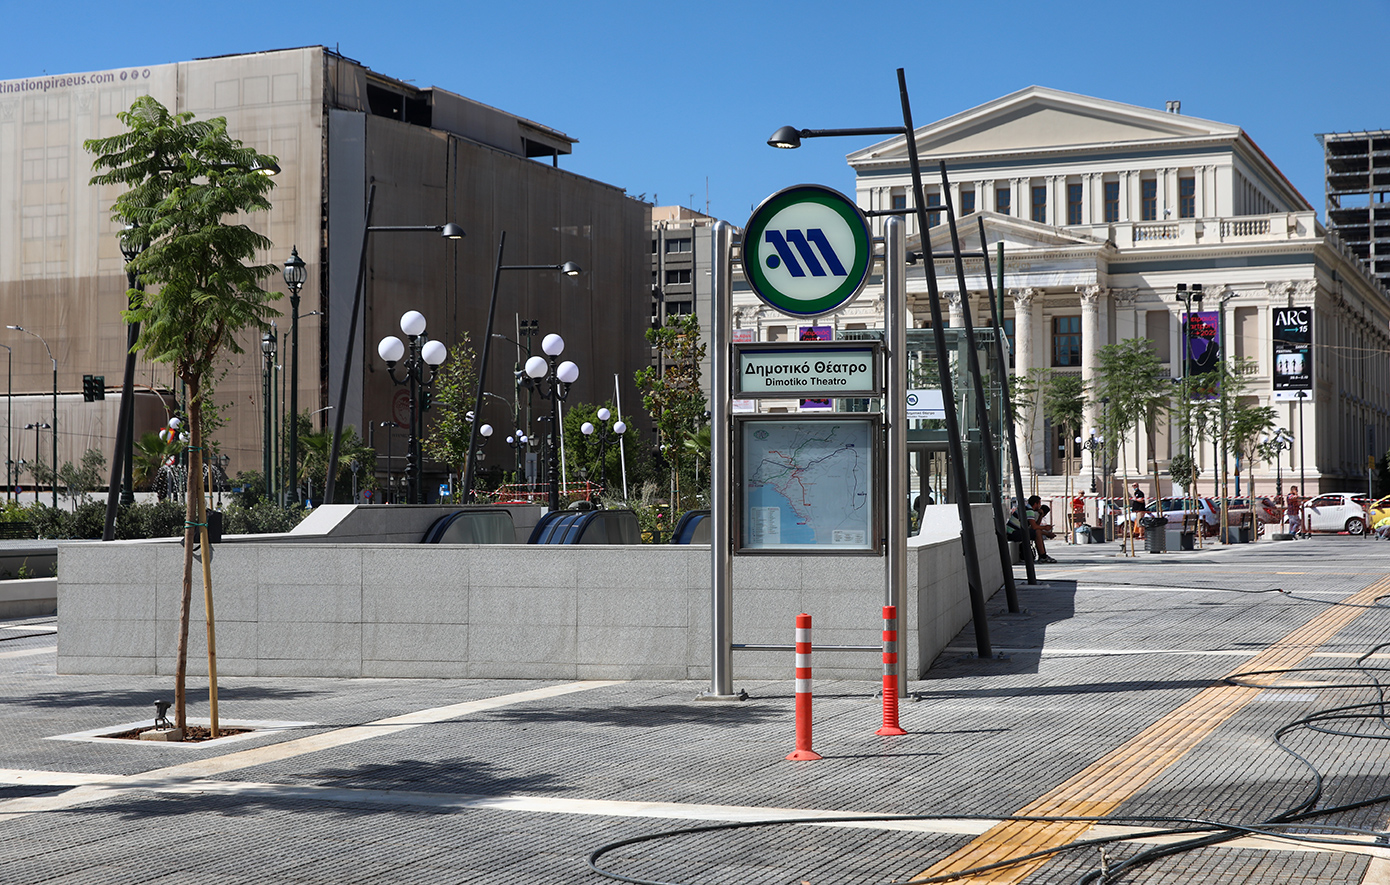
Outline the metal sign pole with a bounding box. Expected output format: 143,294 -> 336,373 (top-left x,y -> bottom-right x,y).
884,216 -> 908,694
702,219 -> 739,700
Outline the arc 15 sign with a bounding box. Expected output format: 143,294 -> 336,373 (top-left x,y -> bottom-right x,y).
743,184 -> 872,318
1273,306 -> 1313,402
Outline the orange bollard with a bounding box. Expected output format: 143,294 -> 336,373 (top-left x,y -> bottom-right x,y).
877,604 -> 907,735
786,613 -> 822,761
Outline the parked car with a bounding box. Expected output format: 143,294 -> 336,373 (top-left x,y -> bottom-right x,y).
1144,496 -> 1221,530
1300,492 -> 1371,535
1370,495 -> 1390,527
1233,496 -> 1281,525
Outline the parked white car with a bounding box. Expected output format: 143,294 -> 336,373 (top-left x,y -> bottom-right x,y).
1300,492 -> 1371,535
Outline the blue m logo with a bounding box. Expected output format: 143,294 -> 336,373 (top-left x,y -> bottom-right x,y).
764,229 -> 848,278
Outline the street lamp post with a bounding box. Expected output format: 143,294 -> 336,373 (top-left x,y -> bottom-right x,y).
324,179 -> 463,505
0,344 -> 10,503
378,421 -> 400,503
261,330 -> 277,501
580,408 -> 626,500
378,311 -> 448,504
283,247 -> 307,505
23,422 -> 49,502
1296,390 -> 1308,494
522,334 -> 579,512
1262,427 -> 1293,499
1081,429 -> 1102,493
461,229 -> 580,503
505,429 -> 531,484
102,224 -> 148,539
8,326 -> 56,508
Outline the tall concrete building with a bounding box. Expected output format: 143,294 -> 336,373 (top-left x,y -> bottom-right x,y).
1319,129 -> 1390,293
0,46 -> 650,500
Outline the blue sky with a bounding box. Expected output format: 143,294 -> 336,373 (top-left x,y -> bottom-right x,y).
4,0 -> 1388,224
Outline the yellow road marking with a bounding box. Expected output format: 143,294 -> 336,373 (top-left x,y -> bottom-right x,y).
913,576 -> 1390,884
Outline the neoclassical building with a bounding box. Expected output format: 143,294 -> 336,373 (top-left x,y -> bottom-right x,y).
733,86 -> 1390,495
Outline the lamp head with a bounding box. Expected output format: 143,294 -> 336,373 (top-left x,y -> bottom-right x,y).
440,223 -> 466,239
525,355 -> 548,379
560,261 -> 582,276
542,333 -> 565,356
283,246 -> 307,290
261,330 -> 276,354
400,310 -> 427,338
120,222 -> 144,262
556,361 -> 579,385
597,407 -> 611,422
251,159 -> 281,176
768,126 -> 803,149
581,422 -> 595,436
421,339 -> 447,366
613,421 -> 626,435
480,424 -> 493,438
377,336 -> 405,364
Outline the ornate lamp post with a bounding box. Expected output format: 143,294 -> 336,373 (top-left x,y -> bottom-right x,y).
261,329 -> 277,501
8,326 -> 56,508
23,422 -> 49,502
506,429 -> 531,484
378,310 -> 448,504
378,421 -> 400,503
283,247 -> 307,504
522,333 -> 578,512
580,407 -> 626,499
1295,390 -> 1308,494
1262,427 -> 1293,499
1081,429 -> 1103,493
102,222 -> 147,543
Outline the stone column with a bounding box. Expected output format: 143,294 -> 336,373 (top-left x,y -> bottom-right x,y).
1012,287 -> 1040,478
946,291 -> 965,329
1079,285 -> 1107,475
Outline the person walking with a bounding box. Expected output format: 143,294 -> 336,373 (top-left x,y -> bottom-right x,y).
1285,485 -> 1304,538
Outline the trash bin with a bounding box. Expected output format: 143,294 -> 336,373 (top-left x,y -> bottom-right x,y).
1073,525 -> 1092,545
1142,514 -> 1169,553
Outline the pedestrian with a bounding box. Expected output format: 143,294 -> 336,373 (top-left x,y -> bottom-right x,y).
1026,495 -> 1057,563
1285,485 -> 1303,537
1071,492 -> 1087,531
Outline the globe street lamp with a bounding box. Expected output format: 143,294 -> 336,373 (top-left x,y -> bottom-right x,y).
378,310 -> 448,504
461,228 -> 581,503
261,329 -> 277,501
23,422 -> 49,502
580,407 -> 626,500
104,223 -> 148,539
283,247 -> 307,504
1262,427 -> 1293,498
506,429 -> 531,484
8,326 -> 56,508
522,333 -> 578,512
1081,429 -> 1103,493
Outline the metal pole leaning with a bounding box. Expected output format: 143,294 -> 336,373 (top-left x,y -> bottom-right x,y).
884,215 -> 908,697
877,605 -> 907,736
786,613 -> 822,761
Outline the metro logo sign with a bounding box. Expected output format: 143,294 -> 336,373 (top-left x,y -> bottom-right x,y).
744,185 -> 871,317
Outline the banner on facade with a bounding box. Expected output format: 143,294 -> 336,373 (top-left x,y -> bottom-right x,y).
1185,310 -> 1221,398
1272,306 -> 1313,402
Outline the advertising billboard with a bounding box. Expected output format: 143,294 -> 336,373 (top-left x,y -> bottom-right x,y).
1272,306 -> 1313,402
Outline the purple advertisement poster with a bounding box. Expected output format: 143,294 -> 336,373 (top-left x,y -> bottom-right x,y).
1185,310 -> 1220,397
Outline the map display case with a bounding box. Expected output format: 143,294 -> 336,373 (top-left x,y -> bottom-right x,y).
735,414 -> 882,554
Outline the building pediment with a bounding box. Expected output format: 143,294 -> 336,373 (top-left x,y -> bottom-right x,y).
849,86 -> 1239,165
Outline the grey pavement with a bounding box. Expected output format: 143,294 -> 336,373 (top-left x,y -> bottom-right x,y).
2,534 -> 1390,883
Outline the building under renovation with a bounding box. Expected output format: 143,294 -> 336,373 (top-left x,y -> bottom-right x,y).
0,46 -> 651,501
1319,129 -> 1390,293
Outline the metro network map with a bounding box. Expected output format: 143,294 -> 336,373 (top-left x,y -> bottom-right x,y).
740,419 -> 875,551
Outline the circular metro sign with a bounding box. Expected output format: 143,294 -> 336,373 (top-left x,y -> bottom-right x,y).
743,184 -> 872,318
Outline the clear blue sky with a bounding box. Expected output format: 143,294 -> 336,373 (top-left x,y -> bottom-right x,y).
4,0 -> 1388,224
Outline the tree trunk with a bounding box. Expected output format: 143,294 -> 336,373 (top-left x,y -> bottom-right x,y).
174,391 -> 195,732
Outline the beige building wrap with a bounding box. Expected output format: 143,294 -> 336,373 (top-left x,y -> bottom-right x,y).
0,47 -> 650,500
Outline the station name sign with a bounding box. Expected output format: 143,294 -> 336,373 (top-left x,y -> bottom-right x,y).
735,342 -> 881,398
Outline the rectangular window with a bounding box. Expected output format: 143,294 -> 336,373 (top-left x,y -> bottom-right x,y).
1179,176 -> 1196,218
1002,318 -> 1016,367
651,239 -> 658,254
927,192 -> 941,228
1031,185 -> 1047,223
670,300 -> 694,316
996,187 -> 1011,216
1141,178 -> 1157,221
891,193 -> 907,211
767,325 -> 787,342
961,190 -> 975,214
665,238 -> 691,253
665,268 -> 691,285
1104,181 -> 1120,222
1067,183 -> 1083,225
1052,316 -> 1081,367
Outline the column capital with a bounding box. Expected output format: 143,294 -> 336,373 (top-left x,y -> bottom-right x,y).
1293,280 -> 1319,302
1010,287 -> 1038,307
1077,284 -> 1108,305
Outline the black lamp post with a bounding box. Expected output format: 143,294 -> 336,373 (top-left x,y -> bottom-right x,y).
1296,390 -> 1308,494
1263,427 -> 1293,498
378,311 -> 448,504
522,333 -> 578,512
506,429 -> 531,484
323,177 -> 463,505
23,422 -> 49,501
580,408 -> 626,500
283,247 -> 307,504
1081,430 -> 1103,493
8,326 -> 56,508
101,223 -> 148,539
261,329 -> 277,501
461,228 -> 580,504
378,421 -> 400,503
0,344 -> 9,504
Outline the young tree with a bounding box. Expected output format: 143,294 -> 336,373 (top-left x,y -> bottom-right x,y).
294,413 -> 377,503
420,335 -> 479,478
1009,367 -> 1049,492
1094,339 -> 1171,554
86,96 -> 278,734
1043,372 -> 1086,502
634,314 -> 707,513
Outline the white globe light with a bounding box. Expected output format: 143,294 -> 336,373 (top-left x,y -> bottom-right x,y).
613,421 -> 627,435
168,417 -> 181,429
480,424 -> 493,438
378,336 -> 405,363
400,310 -> 427,337
525,355 -> 548,379
421,339 -> 447,366
556,361 -> 579,384
506,435 -> 515,445
519,434 -> 528,444
541,333 -> 565,356
581,422 -> 595,436
597,408 -> 611,421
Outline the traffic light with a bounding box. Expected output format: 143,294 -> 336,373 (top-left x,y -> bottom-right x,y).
82,375 -> 106,402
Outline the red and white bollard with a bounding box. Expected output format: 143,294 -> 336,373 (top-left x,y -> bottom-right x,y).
876,605 -> 907,735
786,613 -> 822,761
